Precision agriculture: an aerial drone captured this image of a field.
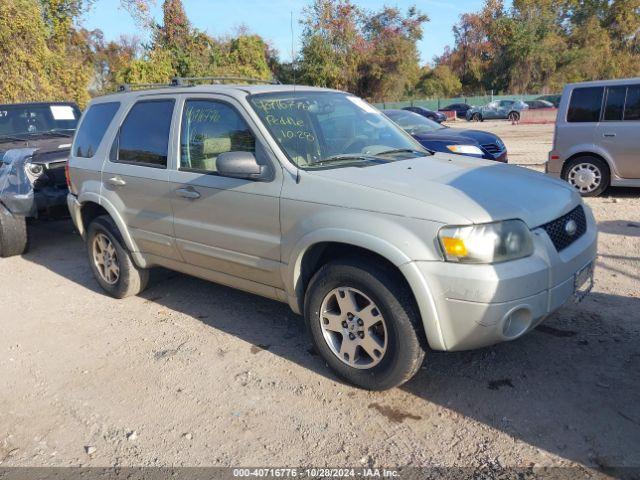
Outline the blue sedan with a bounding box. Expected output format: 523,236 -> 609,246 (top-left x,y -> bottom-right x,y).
384,109 -> 508,162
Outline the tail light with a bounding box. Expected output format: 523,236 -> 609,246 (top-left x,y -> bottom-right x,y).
65,162 -> 77,195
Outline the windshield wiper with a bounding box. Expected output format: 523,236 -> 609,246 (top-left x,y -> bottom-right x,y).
310,154 -> 383,167
34,130 -> 74,138
0,135 -> 28,143
374,148 -> 430,156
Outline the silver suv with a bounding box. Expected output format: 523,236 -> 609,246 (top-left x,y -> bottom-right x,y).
547,78 -> 640,196
67,79 -> 597,390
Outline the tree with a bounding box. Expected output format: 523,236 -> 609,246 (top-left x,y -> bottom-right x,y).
358,6 -> 428,101
299,0 -> 365,91
414,65 -> 462,98
0,0 -> 55,102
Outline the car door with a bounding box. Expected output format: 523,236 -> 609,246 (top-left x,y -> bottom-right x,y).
597,84 -> 640,179
497,100 -> 513,118
168,95 -> 284,288
484,101 -> 499,119
100,97 -> 182,261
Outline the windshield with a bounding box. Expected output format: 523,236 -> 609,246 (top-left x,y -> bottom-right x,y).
384,110 -> 446,135
248,91 -> 427,170
0,104 -> 80,139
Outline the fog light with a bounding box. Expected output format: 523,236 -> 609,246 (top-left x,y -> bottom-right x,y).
502,307 -> 532,339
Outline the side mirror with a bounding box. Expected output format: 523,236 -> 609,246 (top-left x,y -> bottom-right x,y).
216,151 -> 268,181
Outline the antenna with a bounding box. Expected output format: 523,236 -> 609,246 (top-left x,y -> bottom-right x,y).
291,9 -> 301,184
291,10 -> 296,90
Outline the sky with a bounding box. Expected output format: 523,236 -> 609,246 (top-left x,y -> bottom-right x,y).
82,0 -> 489,65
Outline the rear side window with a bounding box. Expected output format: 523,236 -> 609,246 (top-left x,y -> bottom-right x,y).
603,86 -> 627,121
74,102 -> 120,158
624,85 -> 640,121
567,87 -> 603,122
117,100 -> 174,168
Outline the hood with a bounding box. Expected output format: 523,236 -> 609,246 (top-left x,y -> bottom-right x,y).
0,135 -> 73,164
412,128 -> 500,146
309,154 -> 580,228
448,128 -> 501,145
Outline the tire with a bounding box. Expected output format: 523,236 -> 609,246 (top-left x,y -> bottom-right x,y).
86,215 -> 149,298
562,156 -> 610,197
0,205 -> 28,258
471,113 -> 482,122
304,259 -> 426,390
508,111 -> 520,122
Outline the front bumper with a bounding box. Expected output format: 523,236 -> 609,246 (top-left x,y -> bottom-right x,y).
402,206 -> 598,351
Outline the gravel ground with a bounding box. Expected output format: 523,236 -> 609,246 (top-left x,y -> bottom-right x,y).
1,121 -> 638,476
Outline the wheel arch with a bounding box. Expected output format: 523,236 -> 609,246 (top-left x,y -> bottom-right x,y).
561,151 -> 612,180
77,193 -> 139,255
286,229 -> 442,344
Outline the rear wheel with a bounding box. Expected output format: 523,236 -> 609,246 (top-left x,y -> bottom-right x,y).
508,111 -> 520,122
304,259 -> 426,390
562,156 -> 610,197
86,215 -> 148,298
0,205 -> 28,257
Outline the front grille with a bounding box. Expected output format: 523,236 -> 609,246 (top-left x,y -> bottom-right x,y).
540,205 -> 587,251
44,162 -> 67,187
481,143 -> 502,154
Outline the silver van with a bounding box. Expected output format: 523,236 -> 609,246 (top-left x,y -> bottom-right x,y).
66,79 -> 597,390
547,77 -> 640,196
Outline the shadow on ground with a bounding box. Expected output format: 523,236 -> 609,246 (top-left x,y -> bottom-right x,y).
21,219 -> 640,473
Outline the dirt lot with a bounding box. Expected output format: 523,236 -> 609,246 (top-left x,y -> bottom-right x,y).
1,121 -> 639,475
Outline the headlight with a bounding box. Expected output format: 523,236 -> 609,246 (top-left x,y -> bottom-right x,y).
438,220 -> 534,263
446,145 -> 484,156
27,163 -> 43,176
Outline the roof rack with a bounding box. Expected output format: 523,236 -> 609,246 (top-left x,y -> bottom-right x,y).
117,75 -> 280,92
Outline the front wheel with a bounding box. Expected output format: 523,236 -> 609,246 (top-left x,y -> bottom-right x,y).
471,113 -> 482,122
0,205 -> 28,258
86,215 -> 149,298
508,111 -> 520,122
304,259 -> 426,390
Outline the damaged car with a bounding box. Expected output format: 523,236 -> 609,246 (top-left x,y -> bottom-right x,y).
0,102 -> 81,257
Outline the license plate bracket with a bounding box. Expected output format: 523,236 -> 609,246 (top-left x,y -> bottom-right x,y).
573,262 -> 594,303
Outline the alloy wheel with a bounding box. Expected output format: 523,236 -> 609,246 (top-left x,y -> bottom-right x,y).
92,232 -> 120,285
319,287 -> 388,369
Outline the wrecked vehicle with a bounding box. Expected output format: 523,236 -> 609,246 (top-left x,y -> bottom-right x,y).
0,102 -> 81,257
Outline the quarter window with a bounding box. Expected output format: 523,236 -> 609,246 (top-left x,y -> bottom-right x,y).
180,100 -> 255,173
603,86 -> 626,121
624,85 -> 640,121
74,102 -> 120,158
117,100 -> 174,168
567,87 -> 604,122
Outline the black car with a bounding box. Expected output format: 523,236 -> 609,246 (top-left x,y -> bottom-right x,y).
0,101 -> 81,257
525,99 -> 555,109
534,94 -> 561,107
384,109 -> 507,162
402,106 -> 447,123
438,102 -> 472,119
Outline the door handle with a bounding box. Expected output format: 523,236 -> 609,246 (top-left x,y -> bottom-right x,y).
175,187 -> 201,199
106,176 -> 126,187
603,133 -> 616,138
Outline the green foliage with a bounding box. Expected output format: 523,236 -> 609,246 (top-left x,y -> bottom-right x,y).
439,0 -> 640,94
414,66 -> 462,98
0,0 -> 55,103
298,0 -> 428,101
